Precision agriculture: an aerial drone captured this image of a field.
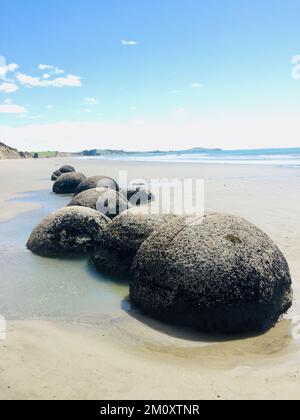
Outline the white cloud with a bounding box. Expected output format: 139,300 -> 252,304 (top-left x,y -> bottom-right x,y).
38,64 -> 64,74
0,112 -> 298,151
0,82 -> 19,93
51,74 -> 82,87
46,105 -> 53,110
191,82 -> 205,89
16,73 -> 46,87
43,74 -> 51,79
121,40 -> 138,46
16,73 -> 82,88
0,100 -> 27,114
83,97 -> 99,105
0,56 -> 19,80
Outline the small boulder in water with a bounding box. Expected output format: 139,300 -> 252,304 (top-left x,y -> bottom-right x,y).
53,172 -> 86,194
59,165 -> 76,174
26,206 -> 109,257
51,170 -> 62,181
121,185 -> 153,206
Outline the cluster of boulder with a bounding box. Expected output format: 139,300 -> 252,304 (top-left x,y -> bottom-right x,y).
26,165 -> 293,335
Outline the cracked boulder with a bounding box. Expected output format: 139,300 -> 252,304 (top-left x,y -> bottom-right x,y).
130,213 -> 293,335
26,206 -> 109,257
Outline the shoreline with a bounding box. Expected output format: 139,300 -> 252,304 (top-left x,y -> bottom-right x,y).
1,317 -> 299,400
0,158 -> 300,399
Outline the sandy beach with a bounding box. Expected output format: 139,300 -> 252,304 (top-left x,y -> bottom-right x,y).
0,158 -> 300,400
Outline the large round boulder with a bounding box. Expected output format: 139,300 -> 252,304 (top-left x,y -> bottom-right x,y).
68,188 -> 131,219
74,176 -> 119,196
121,185 -> 153,206
59,165 -> 76,174
51,170 -> 62,181
92,213 -> 173,277
26,206 -> 109,257
53,172 -> 86,194
130,213 -> 293,335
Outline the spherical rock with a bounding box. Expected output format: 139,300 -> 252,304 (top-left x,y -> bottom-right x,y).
68,187 -> 131,219
74,176 -> 119,196
59,165 -> 76,174
26,206 -> 109,257
121,185 -> 153,206
92,213 -> 173,277
51,170 -> 62,181
53,172 -> 86,194
68,187 -> 108,209
130,213 -> 293,335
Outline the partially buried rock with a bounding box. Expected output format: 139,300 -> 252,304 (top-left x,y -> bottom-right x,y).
121,185 -> 153,206
92,213 -> 173,278
59,165 -> 76,174
53,172 -> 86,194
51,170 -> 62,181
26,206 -> 109,257
74,176 -> 119,196
130,213 -> 293,335
68,188 -> 131,219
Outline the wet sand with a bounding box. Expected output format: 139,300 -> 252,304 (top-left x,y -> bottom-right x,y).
0,158 -> 300,400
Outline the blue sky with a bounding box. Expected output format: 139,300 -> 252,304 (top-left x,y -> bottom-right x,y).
0,0 -> 300,151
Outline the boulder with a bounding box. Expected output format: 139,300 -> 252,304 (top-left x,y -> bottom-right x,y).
68,188 -> 131,219
51,170 -> 62,181
68,187 -> 108,209
130,213 -> 293,335
59,165 -> 76,174
74,176 -> 119,196
26,206 -> 109,257
92,213 -> 173,277
121,185 -> 153,206
53,172 -> 86,194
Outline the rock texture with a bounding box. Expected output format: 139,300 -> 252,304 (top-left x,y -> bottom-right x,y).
68,188 -> 131,219
26,206 -> 109,257
74,176 -> 119,196
53,172 -> 86,194
130,213 -> 293,334
92,213 -> 173,277
68,188 -> 108,209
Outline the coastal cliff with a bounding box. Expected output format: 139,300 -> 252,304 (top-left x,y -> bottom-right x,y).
0,142 -> 29,159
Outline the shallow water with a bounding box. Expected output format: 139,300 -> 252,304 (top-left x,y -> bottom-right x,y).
0,190 -> 129,321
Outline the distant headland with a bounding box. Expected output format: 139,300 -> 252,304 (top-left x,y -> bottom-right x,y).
0,142 -> 222,159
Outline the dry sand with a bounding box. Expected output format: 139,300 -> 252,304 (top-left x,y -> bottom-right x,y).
0,157 -> 300,400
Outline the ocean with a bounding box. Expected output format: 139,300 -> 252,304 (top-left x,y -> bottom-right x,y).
81,148 -> 300,166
